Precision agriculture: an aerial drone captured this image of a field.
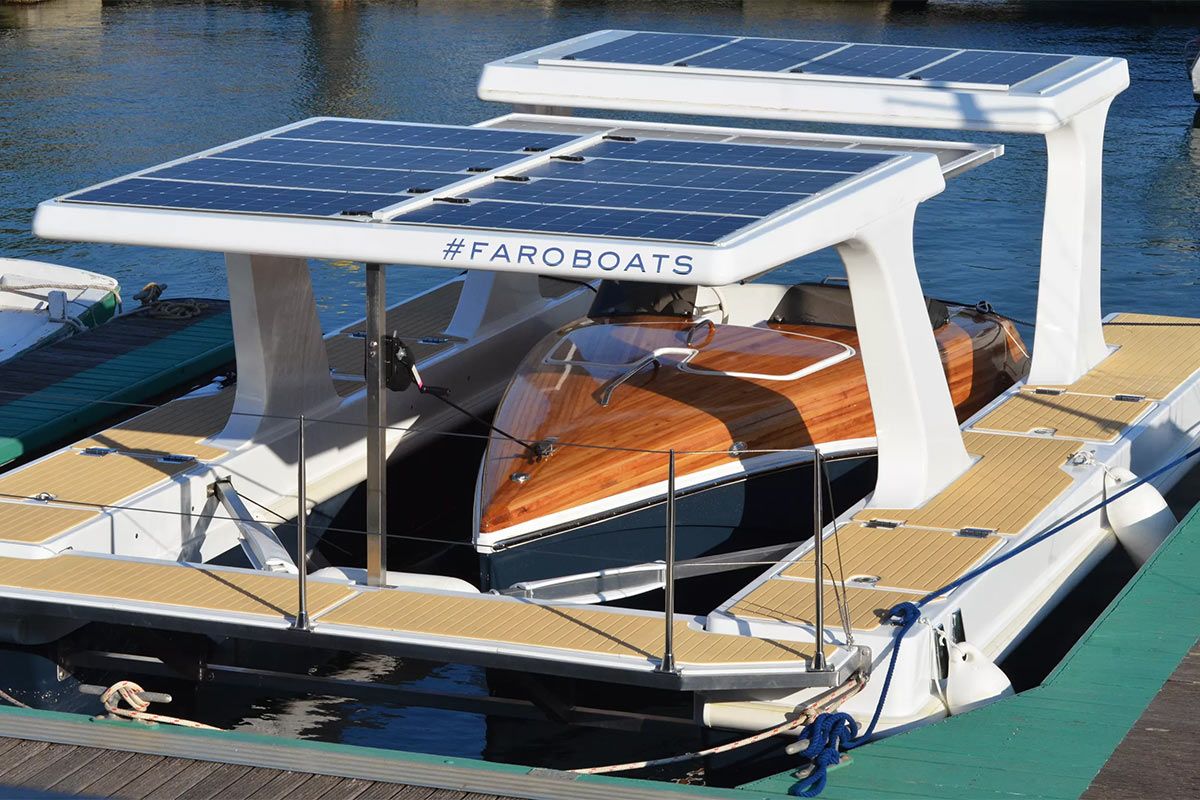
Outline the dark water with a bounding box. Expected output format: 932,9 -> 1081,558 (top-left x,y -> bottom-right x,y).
3,0 -> 1200,774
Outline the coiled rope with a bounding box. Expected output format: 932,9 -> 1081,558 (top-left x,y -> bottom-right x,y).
790,442 -> 1200,796
99,680 -> 222,730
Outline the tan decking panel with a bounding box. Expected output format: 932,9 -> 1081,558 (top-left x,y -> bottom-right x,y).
729,580 -> 922,632
781,524 -> 1003,593
320,589 -> 825,666
0,502 -> 99,544
854,432 -> 1078,534
76,391 -> 233,460
972,391 -> 1152,443
1039,313 -> 1200,400
0,452 -> 193,508
0,554 -> 352,618
327,282 -> 463,376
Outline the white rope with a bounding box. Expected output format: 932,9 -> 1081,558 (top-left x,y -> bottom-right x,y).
99,680 -> 223,730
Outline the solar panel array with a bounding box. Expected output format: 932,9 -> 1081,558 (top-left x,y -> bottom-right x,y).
559,32 -> 1072,88
62,119 -> 902,244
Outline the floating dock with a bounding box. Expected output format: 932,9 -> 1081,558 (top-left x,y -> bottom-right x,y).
2,495 -> 1198,798
0,299 -> 233,469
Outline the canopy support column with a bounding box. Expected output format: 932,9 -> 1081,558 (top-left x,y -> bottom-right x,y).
1028,100 -> 1114,386
365,262 -> 388,587
837,207 -> 971,509
217,254 -> 338,444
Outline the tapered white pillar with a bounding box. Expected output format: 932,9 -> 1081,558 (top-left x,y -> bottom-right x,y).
216,254 -> 339,444
838,206 -> 971,508
1028,100 -> 1114,386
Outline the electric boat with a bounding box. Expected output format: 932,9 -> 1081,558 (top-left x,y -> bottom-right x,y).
474,279 -> 1027,593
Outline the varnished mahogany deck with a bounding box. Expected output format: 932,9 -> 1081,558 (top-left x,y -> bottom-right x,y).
478,309 -> 1024,535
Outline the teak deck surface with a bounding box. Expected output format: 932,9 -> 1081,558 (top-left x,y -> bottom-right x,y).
973,390 -> 1152,442
731,313 -> 1200,636
780,523 -> 1002,594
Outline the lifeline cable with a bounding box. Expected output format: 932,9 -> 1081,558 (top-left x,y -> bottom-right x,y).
789,442 -> 1200,797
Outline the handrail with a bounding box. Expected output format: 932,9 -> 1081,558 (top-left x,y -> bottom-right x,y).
658,449 -> 678,674
293,416 -> 310,632
596,348 -> 693,407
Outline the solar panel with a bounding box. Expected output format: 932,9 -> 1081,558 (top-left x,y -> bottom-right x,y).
59,117 -> 914,244
522,158 -> 852,194
797,44 -> 955,78
469,177 -> 803,217
682,38 -> 840,71
66,178 -> 397,217
562,31 -> 728,65
279,119 -> 575,152
587,139 -> 892,171
398,200 -> 750,244
915,50 -> 1071,86
216,139 -> 518,173
555,32 -> 1073,88
145,158 -> 453,196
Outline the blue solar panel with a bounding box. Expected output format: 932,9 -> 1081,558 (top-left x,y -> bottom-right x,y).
563,32 -> 729,65
146,158 -> 457,196
469,177 -> 803,217
588,139 -> 891,172
279,120 -> 575,152
398,199 -> 749,243
215,139 -> 516,173
916,50 -> 1070,85
67,178 -> 397,217
523,158 -> 856,195
797,44 -> 954,78
551,31 -> 1075,88
683,38 -> 841,71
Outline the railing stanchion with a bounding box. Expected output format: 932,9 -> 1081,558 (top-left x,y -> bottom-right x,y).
365,262 -> 387,587
812,447 -> 826,671
659,449 -> 677,674
293,415 -> 310,631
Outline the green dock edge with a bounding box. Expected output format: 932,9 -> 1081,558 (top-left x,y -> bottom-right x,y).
1,485 -> 1197,799
743,501 -> 1200,799
0,310 -> 233,467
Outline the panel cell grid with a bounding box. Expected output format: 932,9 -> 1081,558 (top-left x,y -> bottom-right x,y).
797,44 -> 955,78
399,199 -> 750,244
916,50 -> 1070,86
279,119 -> 575,152
684,38 -> 843,72
146,158 -> 456,196
470,178 -> 805,217
215,139 -> 517,173
522,158 -> 856,195
68,178 -> 396,217
563,32 -> 730,65
589,139 -> 892,172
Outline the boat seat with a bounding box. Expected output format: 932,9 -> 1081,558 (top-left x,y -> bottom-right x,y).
769,283 -> 950,330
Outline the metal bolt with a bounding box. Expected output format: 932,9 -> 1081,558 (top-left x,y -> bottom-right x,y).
728,441 -> 747,457
510,472 -> 530,484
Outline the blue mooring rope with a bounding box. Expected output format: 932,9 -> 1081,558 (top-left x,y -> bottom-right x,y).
789,442 -> 1200,797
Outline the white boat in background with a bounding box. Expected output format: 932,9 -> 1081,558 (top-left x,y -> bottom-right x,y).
0,257 -> 120,363
1188,36 -> 1200,101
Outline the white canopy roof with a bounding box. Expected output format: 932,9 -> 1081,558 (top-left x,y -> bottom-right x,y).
32,114 -> 989,287
478,30 -> 1128,134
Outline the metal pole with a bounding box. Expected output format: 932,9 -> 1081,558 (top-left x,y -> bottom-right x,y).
293,416 -> 310,631
365,262 -> 388,587
812,447 -> 827,671
659,449 -> 677,674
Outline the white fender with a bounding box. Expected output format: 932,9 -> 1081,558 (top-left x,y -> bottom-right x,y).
311,566 -> 479,594
1104,467 -> 1176,565
944,642 -> 1013,716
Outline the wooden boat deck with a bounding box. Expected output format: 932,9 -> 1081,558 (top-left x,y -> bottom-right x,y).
728,314 -> 1200,635
0,551 -> 839,687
